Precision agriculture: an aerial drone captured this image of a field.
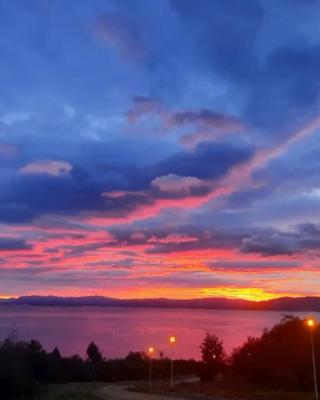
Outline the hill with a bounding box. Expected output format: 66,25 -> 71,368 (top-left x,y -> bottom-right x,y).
1,295 -> 320,311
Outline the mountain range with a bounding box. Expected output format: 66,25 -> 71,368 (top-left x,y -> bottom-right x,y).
0,295 -> 320,311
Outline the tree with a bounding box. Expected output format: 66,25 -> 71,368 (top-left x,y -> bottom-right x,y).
86,342 -> 103,364
201,333 -> 226,364
231,316 -> 319,389
199,333 -> 227,381
86,342 -> 104,380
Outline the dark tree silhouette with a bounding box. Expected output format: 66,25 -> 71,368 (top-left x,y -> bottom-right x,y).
86,342 -> 103,364
199,332 -> 227,381
86,342 -> 104,380
231,315 -> 320,390
0,316 -> 316,398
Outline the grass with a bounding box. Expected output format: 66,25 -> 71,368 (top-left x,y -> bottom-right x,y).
39,381 -> 316,400
38,382 -> 106,400
133,381 -> 316,400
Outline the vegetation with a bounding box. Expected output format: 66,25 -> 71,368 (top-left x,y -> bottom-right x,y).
230,316 -> 320,390
0,316 -> 319,399
152,382 -> 316,400
0,334 -> 199,399
39,383 -> 105,400
199,332 -> 227,381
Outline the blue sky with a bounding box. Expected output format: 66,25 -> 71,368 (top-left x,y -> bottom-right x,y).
1,0 -> 320,299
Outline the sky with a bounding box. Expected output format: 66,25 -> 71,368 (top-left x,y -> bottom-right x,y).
1,0 -> 320,301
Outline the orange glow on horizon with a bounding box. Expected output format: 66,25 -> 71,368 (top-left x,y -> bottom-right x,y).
201,287 -> 283,302
0,286 -> 304,302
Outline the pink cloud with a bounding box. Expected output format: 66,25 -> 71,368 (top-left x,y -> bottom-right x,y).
130,232 -> 146,240
19,160 -> 73,176
151,174 -> 209,194
148,233 -> 199,244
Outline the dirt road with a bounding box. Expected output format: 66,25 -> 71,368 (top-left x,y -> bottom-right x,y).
98,383 -> 226,400
98,384 -> 190,399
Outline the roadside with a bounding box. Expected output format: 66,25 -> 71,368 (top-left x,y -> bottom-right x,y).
40,382 -> 228,400
39,381 -> 314,400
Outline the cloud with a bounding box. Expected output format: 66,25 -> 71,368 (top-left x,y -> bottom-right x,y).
105,115 -> 320,224
223,116 -> 320,192
93,14 -> 145,60
2,0 -> 320,299
19,160 -> 73,177
241,222 -> 320,256
151,174 -> 209,194
130,232 -> 146,240
1,113 -> 316,227
63,103 -> 75,119
106,225 -> 240,254
207,260 -> 301,272
148,233 -> 199,244
126,96 -> 163,123
241,233 -> 298,256
127,96 -> 246,148
153,142 -> 252,180
0,237 -> 32,251
171,0 -> 320,131
144,227 -> 242,255
168,109 -> 244,130
0,112 -> 32,125
172,110 -> 246,149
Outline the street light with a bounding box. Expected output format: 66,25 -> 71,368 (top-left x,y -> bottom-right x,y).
148,346 -> 155,388
169,336 -> 176,390
307,318 -> 318,400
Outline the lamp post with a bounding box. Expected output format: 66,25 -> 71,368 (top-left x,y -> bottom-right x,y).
307,318 -> 318,400
148,346 -> 154,388
169,336 -> 176,390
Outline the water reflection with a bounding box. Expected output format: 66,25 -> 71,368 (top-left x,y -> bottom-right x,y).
0,306 -> 317,359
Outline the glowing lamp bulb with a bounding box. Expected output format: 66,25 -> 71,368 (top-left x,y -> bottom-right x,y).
169,336 -> 176,344
307,319 -> 315,328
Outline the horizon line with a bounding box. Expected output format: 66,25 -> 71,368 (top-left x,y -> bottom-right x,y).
1,294 -> 320,303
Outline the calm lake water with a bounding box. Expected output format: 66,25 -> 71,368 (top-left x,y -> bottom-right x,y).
0,306 -> 318,360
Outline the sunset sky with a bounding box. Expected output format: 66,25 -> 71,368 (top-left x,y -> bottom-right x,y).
1,0 -> 320,301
